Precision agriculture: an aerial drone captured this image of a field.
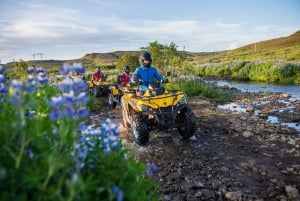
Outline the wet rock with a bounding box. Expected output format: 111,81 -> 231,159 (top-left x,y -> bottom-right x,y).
242,130 -> 253,138
91,91 -> 300,201
246,106 -> 255,113
285,185 -> 300,200
225,191 -> 241,201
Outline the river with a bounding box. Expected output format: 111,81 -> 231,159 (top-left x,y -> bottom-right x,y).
206,79 -> 300,132
214,80 -> 300,101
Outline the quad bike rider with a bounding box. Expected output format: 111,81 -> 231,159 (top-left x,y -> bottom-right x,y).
87,67 -> 110,97
120,52 -> 197,145
108,65 -> 132,108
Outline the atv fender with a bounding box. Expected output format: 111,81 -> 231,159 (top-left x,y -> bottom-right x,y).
128,99 -> 139,111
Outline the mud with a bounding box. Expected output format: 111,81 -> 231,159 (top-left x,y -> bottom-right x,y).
90,88 -> 300,201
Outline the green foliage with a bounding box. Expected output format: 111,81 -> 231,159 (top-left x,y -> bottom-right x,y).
165,79 -> 233,103
142,41 -> 188,79
86,94 -> 102,112
116,52 -> 140,72
10,60 -> 29,80
280,63 -> 298,76
196,61 -> 300,85
0,77 -> 160,201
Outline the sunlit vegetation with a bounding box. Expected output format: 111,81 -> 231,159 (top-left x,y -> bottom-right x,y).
191,30 -> 300,64
3,30 -> 300,86
195,61 -> 300,85
0,64 -> 161,201
165,79 -> 233,103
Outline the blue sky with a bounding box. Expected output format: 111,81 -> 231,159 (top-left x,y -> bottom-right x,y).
0,0 -> 299,64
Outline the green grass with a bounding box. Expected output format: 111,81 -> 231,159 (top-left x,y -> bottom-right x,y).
165,79 -> 233,103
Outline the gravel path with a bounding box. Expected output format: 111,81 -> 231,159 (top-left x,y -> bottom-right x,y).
90,89 -> 300,201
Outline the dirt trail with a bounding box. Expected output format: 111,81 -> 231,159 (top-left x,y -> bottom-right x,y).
90,95 -> 300,201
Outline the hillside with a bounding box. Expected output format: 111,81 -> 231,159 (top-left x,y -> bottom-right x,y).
3,30 -> 300,69
58,30 -> 300,65
191,30 -> 300,64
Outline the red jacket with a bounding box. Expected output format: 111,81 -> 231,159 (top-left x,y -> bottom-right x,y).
119,72 -> 131,86
93,71 -> 104,81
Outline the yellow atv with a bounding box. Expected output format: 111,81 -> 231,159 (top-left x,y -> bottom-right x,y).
87,79 -> 111,97
108,80 -> 134,109
121,82 -> 196,145
108,85 -> 124,108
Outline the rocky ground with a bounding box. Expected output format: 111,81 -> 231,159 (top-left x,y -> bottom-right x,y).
90,87 -> 300,201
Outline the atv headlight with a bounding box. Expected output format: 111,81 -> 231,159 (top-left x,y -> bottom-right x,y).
178,97 -> 185,105
140,104 -> 149,112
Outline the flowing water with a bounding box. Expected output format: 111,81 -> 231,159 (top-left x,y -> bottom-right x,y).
209,80 -> 300,132
215,80 -> 300,101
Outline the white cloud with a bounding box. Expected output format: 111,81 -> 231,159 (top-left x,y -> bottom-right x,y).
0,1 -> 299,63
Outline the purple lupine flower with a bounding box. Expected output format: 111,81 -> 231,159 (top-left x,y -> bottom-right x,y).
28,75 -> 35,82
61,106 -> 77,120
0,74 -> 6,83
0,65 -> 5,74
77,107 -> 89,118
78,119 -> 121,154
76,92 -> 89,105
0,83 -> 8,94
112,185 -> 124,201
27,66 -> 35,74
63,91 -> 76,106
60,63 -> 86,76
78,145 -> 88,160
35,67 -> 46,74
60,63 -> 71,76
73,78 -> 88,93
49,108 -> 61,121
101,119 -> 119,137
78,122 -> 88,133
10,80 -> 23,97
73,63 -> 86,74
49,95 -> 64,108
38,71 -> 47,78
10,80 -> 23,89
37,75 -> 48,84
25,82 -> 37,93
146,162 -> 157,177
10,95 -> 20,106
58,78 -> 73,92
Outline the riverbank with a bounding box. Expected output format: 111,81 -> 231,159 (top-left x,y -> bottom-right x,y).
208,82 -> 300,132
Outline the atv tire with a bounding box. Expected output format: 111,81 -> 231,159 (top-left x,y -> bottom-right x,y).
176,106 -> 196,138
121,97 -> 131,128
131,114 -> 149,145
108,93 -> 117,109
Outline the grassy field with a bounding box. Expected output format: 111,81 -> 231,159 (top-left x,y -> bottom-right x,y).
190,30 -> 300,64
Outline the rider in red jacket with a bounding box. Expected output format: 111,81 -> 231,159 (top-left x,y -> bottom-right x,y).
119,65 -> 131,86
92,67 -> 105,81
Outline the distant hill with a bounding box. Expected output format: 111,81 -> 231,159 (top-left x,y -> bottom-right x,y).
191,30 -> 300,64
64,30 -> 300,65
3,30 -> 300,69
237,30 -> 300,51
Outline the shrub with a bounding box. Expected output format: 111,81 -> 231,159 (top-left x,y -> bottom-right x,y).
0,64 -> 160,201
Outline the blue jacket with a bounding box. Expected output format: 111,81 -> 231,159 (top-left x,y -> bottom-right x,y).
131,66 -> 163,87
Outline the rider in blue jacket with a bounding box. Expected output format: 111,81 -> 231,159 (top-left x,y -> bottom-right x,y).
131,51 -> 163,92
